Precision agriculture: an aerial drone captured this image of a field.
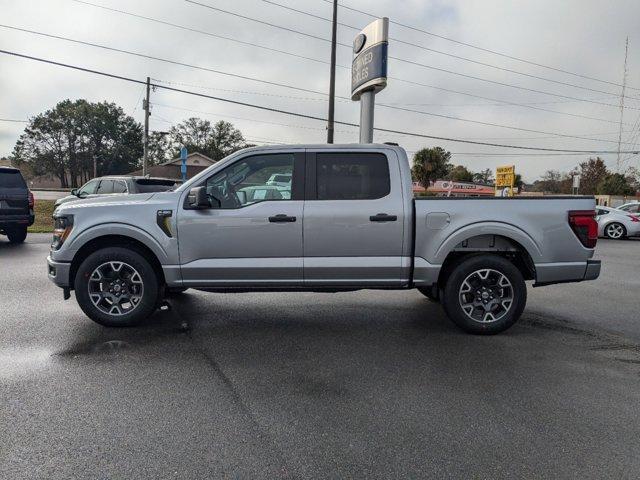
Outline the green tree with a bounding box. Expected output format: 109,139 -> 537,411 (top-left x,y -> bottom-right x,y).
472,168 -> 494,185
411,147 -> 452,188
626,167 -> 640,193
447,165 -> 474,182
167,118 -> 247,161
533,170 -> 572,193
147,131 -> 172,166
12,99 -> 142,187
579,157 -> 608,195
597,173 -> 635,196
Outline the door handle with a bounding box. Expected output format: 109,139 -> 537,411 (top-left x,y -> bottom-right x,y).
370,213 -> 397,222
269,214 -> 297,223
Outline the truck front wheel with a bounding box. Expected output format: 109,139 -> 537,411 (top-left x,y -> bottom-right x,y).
74,247 -> 160,327
442,254 -> 526,335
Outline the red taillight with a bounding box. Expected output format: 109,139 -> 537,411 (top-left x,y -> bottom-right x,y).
568,210 -> 598,249
628,215 -> 640,223
28,190 -> 34,208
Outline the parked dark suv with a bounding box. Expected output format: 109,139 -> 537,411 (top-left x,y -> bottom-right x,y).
0,167 -> 34,243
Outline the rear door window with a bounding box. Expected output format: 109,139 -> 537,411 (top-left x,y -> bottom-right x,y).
113,181 -> 128,194
315,153 -> 390,200
0,170 -> 27,189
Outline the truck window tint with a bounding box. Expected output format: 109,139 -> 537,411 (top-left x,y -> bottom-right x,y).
316,153 -> 390,200
0,170 -> 27,188
205,153 -> 295,208
96,180 -> 115,194
113,181 -> 128,194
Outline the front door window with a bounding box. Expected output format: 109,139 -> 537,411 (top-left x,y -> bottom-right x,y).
205,154 -> 295,208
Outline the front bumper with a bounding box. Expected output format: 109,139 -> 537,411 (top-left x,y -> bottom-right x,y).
47,255 -> 72,288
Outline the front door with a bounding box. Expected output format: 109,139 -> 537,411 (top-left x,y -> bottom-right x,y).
303,150 -> 406,286
177,151 -> 305,287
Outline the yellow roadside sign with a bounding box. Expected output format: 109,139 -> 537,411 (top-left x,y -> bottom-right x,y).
495,165 -> 515,197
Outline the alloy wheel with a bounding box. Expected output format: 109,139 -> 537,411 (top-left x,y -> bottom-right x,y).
606,223 -> 624,239
458,268 -> 514,323
88,261 -> 144,316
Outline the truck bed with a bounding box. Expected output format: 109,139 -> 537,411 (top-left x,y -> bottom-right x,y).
412,196 -> 598,286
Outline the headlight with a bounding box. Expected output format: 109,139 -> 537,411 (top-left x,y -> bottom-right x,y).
51,214 -> 74,250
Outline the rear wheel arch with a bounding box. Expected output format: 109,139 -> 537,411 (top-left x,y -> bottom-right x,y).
69,235 -> 165,289
437,234 -> 536,287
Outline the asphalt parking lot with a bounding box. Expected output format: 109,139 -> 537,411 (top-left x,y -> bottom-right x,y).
1,234 -> 640,479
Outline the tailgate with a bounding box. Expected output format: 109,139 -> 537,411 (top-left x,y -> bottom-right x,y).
0,189 -> 29,216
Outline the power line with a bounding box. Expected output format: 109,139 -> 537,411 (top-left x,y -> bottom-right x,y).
58,2 -> 639,121
152,101 -> 358,134
69,0 -> 333,69
7,25 -> 638,143
2,48 -> 639,155
0,118 -> 28,123
182,2 -> 640,111
262,0 -> 629,99
318,0 -> 640,93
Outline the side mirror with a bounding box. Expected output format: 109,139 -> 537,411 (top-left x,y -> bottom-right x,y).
71,188 -> 79,197
188,186 -> 221,209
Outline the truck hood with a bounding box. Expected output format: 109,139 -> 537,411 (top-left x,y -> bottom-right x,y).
55,192 -> 160,214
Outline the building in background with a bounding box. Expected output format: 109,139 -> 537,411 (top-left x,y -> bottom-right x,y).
128,152 -> 216,180
413,180 -> 495,197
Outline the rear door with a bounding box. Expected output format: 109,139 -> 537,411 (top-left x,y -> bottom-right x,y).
303,150 -> 406,286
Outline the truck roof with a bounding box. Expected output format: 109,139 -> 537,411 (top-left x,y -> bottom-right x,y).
239,143 -> 407,154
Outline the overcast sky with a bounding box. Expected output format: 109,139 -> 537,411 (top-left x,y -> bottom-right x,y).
1,0 -> 639,181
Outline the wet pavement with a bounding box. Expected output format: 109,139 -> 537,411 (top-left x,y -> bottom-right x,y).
1,234 -> 640,478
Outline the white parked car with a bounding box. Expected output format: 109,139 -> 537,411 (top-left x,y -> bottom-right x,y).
596,206 -> 640,239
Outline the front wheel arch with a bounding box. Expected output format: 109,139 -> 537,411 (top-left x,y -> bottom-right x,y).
70,235 -> 165,290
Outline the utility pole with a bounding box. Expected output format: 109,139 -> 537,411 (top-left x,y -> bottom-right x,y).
326,0 -> 338,144
143,76 -> 151,176
616,37 -> 629,172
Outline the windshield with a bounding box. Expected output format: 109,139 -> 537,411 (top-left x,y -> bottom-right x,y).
0,169 -> 27,189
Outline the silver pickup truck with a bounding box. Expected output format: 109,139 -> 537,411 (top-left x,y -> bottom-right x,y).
47,144 -> 600,334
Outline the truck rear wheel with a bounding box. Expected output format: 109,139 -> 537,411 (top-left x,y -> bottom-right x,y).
442,254 -> 526,335
6,225 -> 27,243
74,247 -> 160,327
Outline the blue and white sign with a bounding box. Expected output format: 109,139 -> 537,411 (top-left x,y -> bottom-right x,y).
351,18 -> 389,101
180,147 -> 188,181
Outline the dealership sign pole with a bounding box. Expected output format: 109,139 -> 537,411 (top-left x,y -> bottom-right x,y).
352,18 -> 389,143
180,147 -> 188,181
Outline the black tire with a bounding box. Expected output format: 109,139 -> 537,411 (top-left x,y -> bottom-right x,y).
604,222 -> 626,240
6,225 -> 27,244
74,247 -> 160,327
442,254 -> 527,335
417,286 -> 439,302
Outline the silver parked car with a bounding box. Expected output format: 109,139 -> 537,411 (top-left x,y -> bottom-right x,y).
596,206 -> 640,239
55,176 -> 180,208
